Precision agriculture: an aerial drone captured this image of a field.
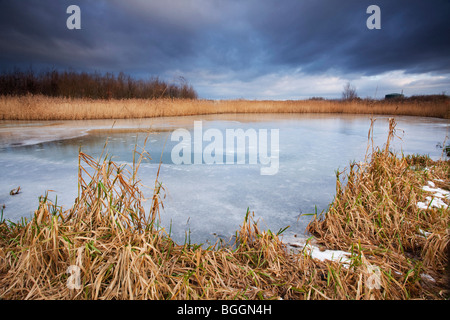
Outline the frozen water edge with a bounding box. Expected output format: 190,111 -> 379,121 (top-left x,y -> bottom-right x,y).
281,178 -> 450,268
1,115 -> 449,246
0,123 -> 90,148
0,118 -> 182,148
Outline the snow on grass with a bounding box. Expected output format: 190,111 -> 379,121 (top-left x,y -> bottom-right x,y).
305,245 -> 352,265
417,181 -> 450,210
282,235 -> 353,266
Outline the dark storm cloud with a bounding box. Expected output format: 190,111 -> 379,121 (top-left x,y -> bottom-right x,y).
246,0 -> 450,76
0,0 -> 449,98
0,0 -> 208,73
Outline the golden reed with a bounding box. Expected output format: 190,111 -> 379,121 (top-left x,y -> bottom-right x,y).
1,94 -> 449,120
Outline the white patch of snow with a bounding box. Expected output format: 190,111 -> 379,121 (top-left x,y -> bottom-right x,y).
417,181 -> 450,210
282,236 -> 352,266
418,228 -> 432,238
420,273 -> 436,283
305,245 -> 352,265
422,185 -> 450,199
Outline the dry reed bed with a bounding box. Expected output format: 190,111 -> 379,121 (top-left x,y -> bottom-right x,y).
307,119 -> 449,299
0,95 -> 449,120
0,120 -> 448,300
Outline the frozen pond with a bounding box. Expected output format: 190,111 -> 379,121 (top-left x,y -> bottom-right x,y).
0,113 -> 448,245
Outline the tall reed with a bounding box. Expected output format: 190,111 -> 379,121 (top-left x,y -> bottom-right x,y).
1,94 -> 449,120
307,118 -> 449,298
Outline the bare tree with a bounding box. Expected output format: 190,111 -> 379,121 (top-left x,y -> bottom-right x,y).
342,82 -> 358,100
0,69 -> 199,100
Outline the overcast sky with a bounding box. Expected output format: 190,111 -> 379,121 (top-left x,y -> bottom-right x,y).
1,0 -> 449,99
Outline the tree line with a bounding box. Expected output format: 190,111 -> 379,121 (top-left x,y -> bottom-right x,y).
0,69 -> 198,99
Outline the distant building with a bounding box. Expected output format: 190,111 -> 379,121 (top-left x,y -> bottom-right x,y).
385,93 -> 404,100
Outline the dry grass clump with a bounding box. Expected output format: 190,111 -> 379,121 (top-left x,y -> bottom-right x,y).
307,119 -> 449,299
0,120 -> 449,300
0,143 -> 305,299
0,94 -> 449,120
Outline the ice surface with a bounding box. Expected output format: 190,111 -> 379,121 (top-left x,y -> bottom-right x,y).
1,114 -> 448,245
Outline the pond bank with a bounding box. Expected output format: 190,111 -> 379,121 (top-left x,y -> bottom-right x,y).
0,119 -> 448,299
